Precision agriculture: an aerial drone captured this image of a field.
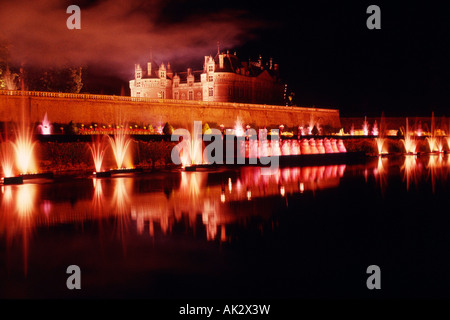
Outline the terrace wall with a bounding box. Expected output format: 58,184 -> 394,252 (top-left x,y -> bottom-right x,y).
0,90 -> 341,130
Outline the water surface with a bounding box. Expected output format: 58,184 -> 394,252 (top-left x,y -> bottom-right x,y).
1,155 -> 450,298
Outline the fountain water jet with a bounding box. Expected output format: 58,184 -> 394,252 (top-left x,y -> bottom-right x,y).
108,127 -> 133,169
89,135 -> 110,176
38,113 -> 52,135
425,112 -> 443,153
363,116 -> 369,136
401,118 -> 417,154
0,142 -> 14,178
12,125 -> 36,175
372,120 -> 379,136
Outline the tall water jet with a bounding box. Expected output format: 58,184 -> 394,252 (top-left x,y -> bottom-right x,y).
12,125 -> 37,174
350,123 -> 355,136
177,121 -> 203,168
372,120 -> 379,136
234,117 -> 244,137
425,112 -> 443,153
38,113 -> 52,135
89,135 -> 109,176
0,141 -> 14,178
108,127 -> 132,169
375,137 -> 385,155
363,116 -> 369,136
401,118 -> 417,154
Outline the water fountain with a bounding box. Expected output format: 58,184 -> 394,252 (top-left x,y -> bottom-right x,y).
0,140 -> 20,184
38,113 -> 52,135
401,118 -> 417,154
89,135 -> 110,177
300,139 -> 311,154
291,140 -> 301,155
108,127 -> 133,171
425,112 -> 444,153
281,140 -> 291,156
363,116 -> 369,136
316,139 -> 325,154
372,120 -> 379,136
309,138 -> 319,154
175,121 -> 205,170
234,118 -> 244,137
11,124 -> 37,177
330,138 -> 339,153
374,113 -> 387,155
350,123 -> 355,136
337,139 -> 347,153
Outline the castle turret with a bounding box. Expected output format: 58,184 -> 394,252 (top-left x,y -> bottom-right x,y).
135,64 -> 142,79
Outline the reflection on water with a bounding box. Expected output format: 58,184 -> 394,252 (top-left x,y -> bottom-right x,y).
364,154 -> 450,193
0,165 -> 346,274
2,157 -> 450,277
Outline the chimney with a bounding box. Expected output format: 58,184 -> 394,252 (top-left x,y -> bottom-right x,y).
204,56 -> 208,71
187,67 -> 192,75
219,54 -> 224,69
147,62 -> 152,76
270,58 -> 273,70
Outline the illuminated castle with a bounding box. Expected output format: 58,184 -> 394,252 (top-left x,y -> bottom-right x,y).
129,51 -> 284,105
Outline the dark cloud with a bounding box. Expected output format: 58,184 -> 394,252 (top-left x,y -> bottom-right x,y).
0,0 -> 262,78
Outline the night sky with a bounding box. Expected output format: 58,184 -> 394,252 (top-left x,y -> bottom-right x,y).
1,0 -> 449,117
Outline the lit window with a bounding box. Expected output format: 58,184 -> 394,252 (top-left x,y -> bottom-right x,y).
208,87 -> 213,97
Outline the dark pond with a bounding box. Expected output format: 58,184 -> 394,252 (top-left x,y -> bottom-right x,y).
1,154 -> 450,299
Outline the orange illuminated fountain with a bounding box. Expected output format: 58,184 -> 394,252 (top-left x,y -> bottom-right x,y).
89,135 -> 110,177
12,124 -> 37,175
1,124 -> 37,184
108,126 -> 133,171
1,140 -> 15,182
426,112 -> 444,153
401,118 -> 417,154
363,116 -> 369,136
37,112 -> 52,135
180,122 -> 204,169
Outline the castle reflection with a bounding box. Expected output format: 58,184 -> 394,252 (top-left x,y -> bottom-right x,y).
0,165 -> 346,242
0,165 -> 348,273
2,158 -> 450,275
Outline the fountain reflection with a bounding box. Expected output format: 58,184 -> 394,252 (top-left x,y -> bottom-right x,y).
1,164 -> 348,275
401,155 -> 421,191
0,184 -> 37,275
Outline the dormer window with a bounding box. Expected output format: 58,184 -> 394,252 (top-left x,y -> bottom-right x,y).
136,72 -> 141,78
208,65 -> 214,72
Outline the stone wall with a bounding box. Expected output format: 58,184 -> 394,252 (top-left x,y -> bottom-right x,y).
0,91 -> 341,130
